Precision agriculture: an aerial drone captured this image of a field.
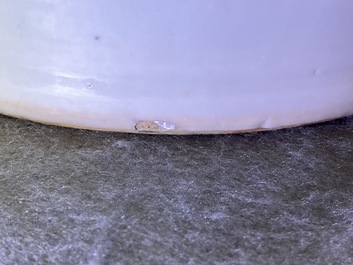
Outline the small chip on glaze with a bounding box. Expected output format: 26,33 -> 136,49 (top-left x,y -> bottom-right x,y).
135,120 -> 176,132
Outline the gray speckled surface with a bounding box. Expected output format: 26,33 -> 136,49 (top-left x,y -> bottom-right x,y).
0,115 -> 353,265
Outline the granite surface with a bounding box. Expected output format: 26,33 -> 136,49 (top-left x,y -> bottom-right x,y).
0,114 -> 352,265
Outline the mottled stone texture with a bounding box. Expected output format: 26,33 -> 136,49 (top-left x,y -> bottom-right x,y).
0,115 -> 352,265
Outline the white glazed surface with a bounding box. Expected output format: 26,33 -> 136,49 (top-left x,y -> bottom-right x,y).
0,1 -> 353,133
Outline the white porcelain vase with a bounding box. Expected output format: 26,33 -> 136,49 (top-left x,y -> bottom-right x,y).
1,1 -> 353,134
